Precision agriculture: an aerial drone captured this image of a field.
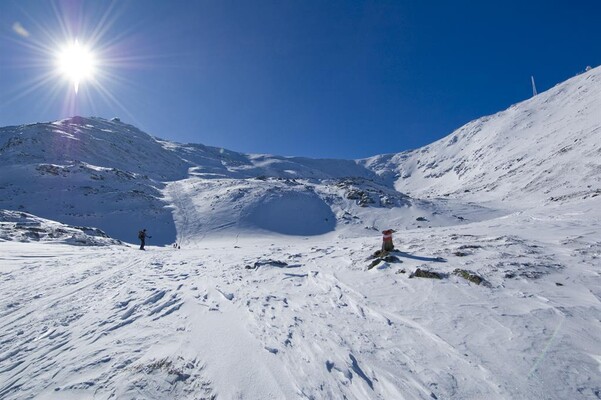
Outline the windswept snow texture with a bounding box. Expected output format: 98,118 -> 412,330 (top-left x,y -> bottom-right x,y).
1,204 -> 600,399
1,66 -> 601,399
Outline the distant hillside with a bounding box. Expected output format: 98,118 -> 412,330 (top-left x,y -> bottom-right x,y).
361,66 -> 601,207
1,66 -> 600,243
0,117 -> 382,244
0,209 -> 121,246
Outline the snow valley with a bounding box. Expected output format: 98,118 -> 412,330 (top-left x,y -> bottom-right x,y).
1,66 -> 600,399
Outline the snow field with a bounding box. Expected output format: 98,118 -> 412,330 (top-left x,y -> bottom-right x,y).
1,195 -> 600,399
1,64 -> 601,400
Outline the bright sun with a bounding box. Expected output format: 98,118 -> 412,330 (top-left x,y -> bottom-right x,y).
56,40 -> 96,94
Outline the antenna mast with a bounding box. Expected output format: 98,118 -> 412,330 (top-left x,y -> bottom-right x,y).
531,76 -> 538,96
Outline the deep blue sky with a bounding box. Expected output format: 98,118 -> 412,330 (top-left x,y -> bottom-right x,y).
1,1 -> 600,159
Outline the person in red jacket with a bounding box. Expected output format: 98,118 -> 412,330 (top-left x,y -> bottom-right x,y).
382,229 -> 395,252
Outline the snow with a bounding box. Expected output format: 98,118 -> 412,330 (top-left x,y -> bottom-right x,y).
1,66 -> 601,399
2,203 -> 600,399
361,67 -> 601,209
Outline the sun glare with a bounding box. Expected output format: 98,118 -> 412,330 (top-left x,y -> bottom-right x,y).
57,40 -> 96,94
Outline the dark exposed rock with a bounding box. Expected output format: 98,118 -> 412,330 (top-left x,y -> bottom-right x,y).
368,259 -> 382,270
247,259 -> 302,270
254,259 -> 288,268
370,250 -> 384,259
453,269 -> 487,285
520,271 -> 545,279
367,249 -> 403,270
409,268 -> 443,279
345,189 -> 375,207
383,255 -> 401,263
337,178 -> 409,209
370,249 -> 398,259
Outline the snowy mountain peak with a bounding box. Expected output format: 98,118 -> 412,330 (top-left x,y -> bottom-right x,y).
363,66 -> 601,207
1,66 -> 601,244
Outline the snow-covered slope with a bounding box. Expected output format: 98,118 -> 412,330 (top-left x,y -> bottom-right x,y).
0,116 -> 492,245
3,67 -> 600,245
362,66 -> 601,207
164,176 -> 497,245
0,117 -> 189,245
2,66 -> 601,400
1,200 -> 600,399
0,210 -> 121,246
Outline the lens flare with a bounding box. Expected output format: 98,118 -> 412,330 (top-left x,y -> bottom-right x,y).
57,39 -> 96,94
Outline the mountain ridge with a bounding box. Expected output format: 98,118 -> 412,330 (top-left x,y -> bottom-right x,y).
361,66 -> 601,207
1,66 -> 600,244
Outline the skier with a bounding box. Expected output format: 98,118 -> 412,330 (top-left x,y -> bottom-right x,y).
381,229 -> 395,252
138,229 -> 151,250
